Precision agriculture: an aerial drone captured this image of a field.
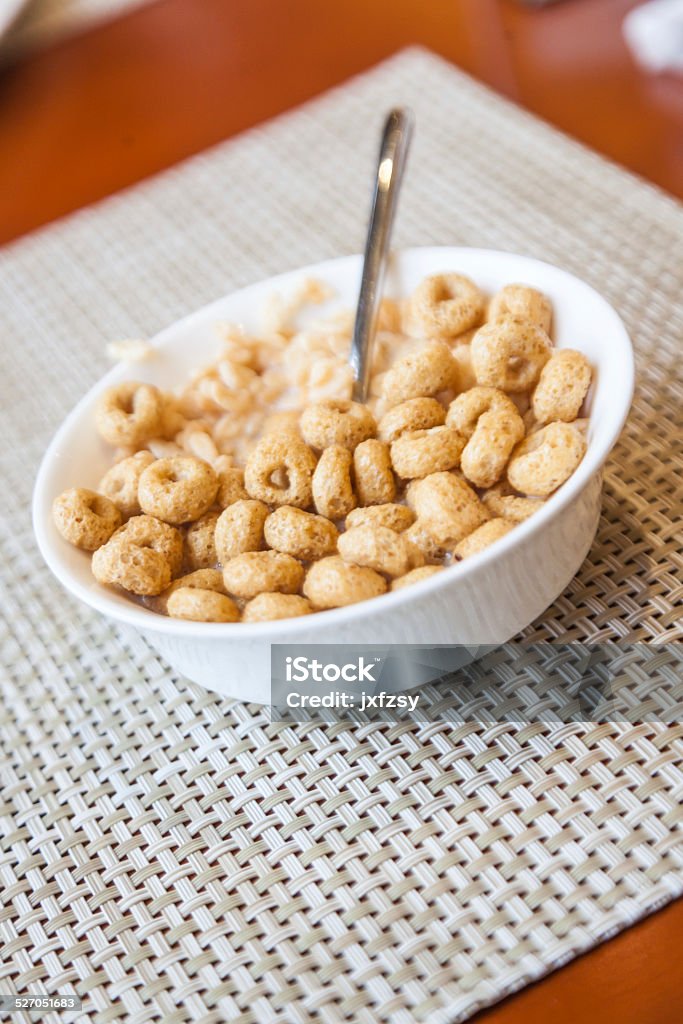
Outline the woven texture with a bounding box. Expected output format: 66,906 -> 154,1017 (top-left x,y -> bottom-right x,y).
1,49 -> 682,1023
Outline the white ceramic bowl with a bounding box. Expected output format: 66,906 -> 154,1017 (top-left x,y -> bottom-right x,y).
33,248 -> 634,701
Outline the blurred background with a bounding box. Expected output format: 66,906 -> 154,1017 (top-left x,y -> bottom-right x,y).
1,0 -> 682,245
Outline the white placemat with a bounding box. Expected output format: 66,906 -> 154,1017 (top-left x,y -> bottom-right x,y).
1,48 -> 682,1024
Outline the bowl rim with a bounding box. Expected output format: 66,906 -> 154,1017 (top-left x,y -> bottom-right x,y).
33,246 -> 635,639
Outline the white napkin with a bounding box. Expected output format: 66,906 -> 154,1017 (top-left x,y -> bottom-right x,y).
624,0 -> 683,72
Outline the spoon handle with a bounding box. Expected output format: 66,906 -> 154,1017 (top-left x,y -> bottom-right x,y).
350,107 -> 414,403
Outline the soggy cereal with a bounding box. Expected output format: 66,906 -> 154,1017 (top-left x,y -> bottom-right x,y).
167,587 -> 240,623
303,556 -> 387,608
138,455 -> 218,525
242,593 -> 313,622
391,565 -> 444,590
223,550 -> 304,600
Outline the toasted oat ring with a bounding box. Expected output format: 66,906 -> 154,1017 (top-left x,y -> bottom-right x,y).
215,499 -> 269,563
471,316 -> 551,393
488,284 -> 552,333
507,422 -> 586,497
408,273 -> 485,338
303,556 -> 387,608
312,445 -> 357,519
481,485 -> 544,523
242,593 -> 313,622
531,349 -> 592,424
95,381 -> 165,446
244,435 -> 317,509
144,568 -> 226,614
453,518 -> 514,560
338,525 -> 424,578
345,503 -> 415,533
381,341 -> 459,407
264,506 -> 338,561
138,455 -> 218,525
300,400 -> 376,451
223,550 -> 304,600
184,510 -> 220,571
447,386 -> 524,488
92,515 -> 183,595
167,587 -> 240,622
377,397 -> 445,444
390,426 -> 466,480
353,439 -> 396,505
99,450 -> 155,518
391,565 -> 444,591
403,521 -> 450,564
407,472 -> 489,547
52,488 -> 122,551
215,465 -> 249,508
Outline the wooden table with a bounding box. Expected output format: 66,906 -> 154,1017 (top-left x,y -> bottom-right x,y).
1,1 -> 682,1021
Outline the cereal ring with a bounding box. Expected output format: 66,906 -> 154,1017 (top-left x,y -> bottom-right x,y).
144,568 -> 226,614
453,518 -> 514,560
52,488 -> 122,551
303,556 -> 387,608
377,397 -> 445,444
223,551 -> 304,600
244,435 -> 317,509
353,439 -> 396,505
507,422 -> 587,497
390,426 -> 466,480
99,451 -> 155,518
391,565 -> 444,591
488,284 -> 552,333
481,485 -> 544,523
312,446 -> 356,519
92,515 -> 183,595
381,341 -> 459,407
264,506 -> 338,561
450,336 -> 477,392
184,510 -> 220,571
447,387 -> 524,488
215,464 -> 249,508
215,500 -> 269,563
242,593 -> 313,622
261,411 -> 301,436
407,472 -> 489,547
471,316 -> 551,393
95,381 -> 164,446
403,521 -> 450,563
408,273 -> 485,338
167,587 -> 239,623
531,349 -> 592,424
338,525 -> 424,578
138,455 -> 218,525
300,400 -> 376,451
345,503 -> 415,533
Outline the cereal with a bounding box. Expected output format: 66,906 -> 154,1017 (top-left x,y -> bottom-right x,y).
447,386 -> 524,488
450,336 -> 477,392
300,399 -> 376,451
453,518 -> 513,560
532,349 -> 592,424
52,488 -> 122,551
244,434 -> 317,509
215,461 -> 249,508
167,587 -> 240,622
381,341 -> 459,407
507,422 -> 587,497
261,410 -> 301,436
488,284 -> 552,333
345,503 -> 415,533
303,556 -> 387,608
312,445 -> 356,519
95,382 -> 164,446
377,397 -> 445,443
92,515 -> 183,595
391,565 -> 444,590
481,484 -> 545,523
404,521 -> 451,563
353,439 -> 396,505
138,455 -> 219,525
390,426 -> 466,479
264,506 -> 338,560
338,525 -> 424,578
144,568 -> 226,614
407,472 -> 489,547
184,510 -> 220,570
222,550 -> 304,600
471,316 -> 552,393
215,499 -> 269,562
242,593 -> 313,622
407,273 -> 485,338
99,450 -> 155,518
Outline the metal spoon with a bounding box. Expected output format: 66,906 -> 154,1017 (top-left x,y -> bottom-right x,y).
349,107 -> 414,403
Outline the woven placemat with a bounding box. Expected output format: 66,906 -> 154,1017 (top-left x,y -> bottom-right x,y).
1,48 -> 682,1023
